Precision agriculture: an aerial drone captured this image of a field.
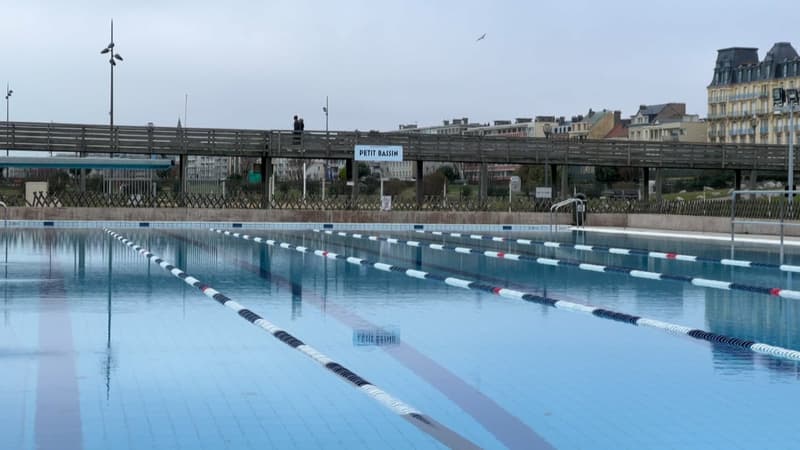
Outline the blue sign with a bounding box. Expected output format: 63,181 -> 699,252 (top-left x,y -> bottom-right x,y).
354,145 -> 403,162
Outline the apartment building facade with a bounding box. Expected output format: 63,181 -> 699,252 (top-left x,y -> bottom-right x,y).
707,42 -> 800,145
628,103 -> 707,142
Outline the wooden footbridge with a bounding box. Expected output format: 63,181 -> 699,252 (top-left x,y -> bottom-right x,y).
0,120 -> 791,202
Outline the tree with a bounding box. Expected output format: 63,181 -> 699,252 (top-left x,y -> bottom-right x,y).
514,165 -> 544,190
47,171 -> 72,193
437,165 -> 458,183
423,172 -> 447,195
357,162 -> 371,179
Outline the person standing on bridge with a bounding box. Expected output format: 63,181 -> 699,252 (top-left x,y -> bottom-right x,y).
293,115 -> 301,145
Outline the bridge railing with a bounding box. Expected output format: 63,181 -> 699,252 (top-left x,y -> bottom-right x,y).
0,120 -> 792,169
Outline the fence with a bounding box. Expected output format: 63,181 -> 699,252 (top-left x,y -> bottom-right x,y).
0,191 -> 795,219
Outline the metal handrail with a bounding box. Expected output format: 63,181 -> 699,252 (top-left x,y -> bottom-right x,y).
730,189 -> 800,263
550,197 -> 584,232
0,200 -> 6,228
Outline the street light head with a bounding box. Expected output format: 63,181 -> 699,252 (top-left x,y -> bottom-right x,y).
100,48 -> 110,54
114,54 -> 123,61
110,59 -> 116,66
773,87 -> 786,108
108,42 -> 114,49
788,89 -> 800,106
323,106 -> 327,113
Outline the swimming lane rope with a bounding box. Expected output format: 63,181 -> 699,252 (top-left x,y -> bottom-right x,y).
313,230 -> 800,301
410,229 -> 800,274
211,228 -> 800,363
104,228 -> 481,450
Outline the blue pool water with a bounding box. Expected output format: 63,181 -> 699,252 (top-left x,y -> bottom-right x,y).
2,227 -> 800,449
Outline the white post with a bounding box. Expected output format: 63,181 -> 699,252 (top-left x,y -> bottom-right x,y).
322,163 -> 326,201
270,173 -> 274,202
508,177 -> 512,211
302,162 -> 307,200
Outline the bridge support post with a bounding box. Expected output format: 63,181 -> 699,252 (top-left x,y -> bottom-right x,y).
560,166 -> 569,199
179,154 -> 188,206
415,160 -> 424,208
750,170 -> 757,189
479,163 -> 488,200
550,165 -> 558,197
734,169 -> 742,191
260,155 -> 271,209
543,164 -> 550,187
642,168 -> 650,201
655,168 -> 664,200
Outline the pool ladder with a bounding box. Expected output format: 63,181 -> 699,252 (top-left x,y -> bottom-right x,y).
0,201 -> 6,228
549,197 -> 585,232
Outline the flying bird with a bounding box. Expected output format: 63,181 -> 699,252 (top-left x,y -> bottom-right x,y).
476,33 -> 486,42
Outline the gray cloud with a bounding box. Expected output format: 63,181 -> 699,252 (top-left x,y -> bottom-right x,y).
1,0 -> 798,131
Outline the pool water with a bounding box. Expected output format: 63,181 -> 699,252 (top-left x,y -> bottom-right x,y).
2,227 -> 799,449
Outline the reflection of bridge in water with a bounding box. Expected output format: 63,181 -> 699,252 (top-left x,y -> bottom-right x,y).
1,121 -> 791,201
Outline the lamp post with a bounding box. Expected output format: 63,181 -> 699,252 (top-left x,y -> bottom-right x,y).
773,87 -> 798,203
101,20 -> 123,158
322,96 -> 329,201
4,84 -> 11,157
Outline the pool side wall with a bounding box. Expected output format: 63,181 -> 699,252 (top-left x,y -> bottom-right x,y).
5,207 -> 798,236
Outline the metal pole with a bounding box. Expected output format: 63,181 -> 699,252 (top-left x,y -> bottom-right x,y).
109,21 -> 114,159
322,96 -> 328,202
5,83 -> 10,157
790,105 -> 795,204
302,162 -> 307,200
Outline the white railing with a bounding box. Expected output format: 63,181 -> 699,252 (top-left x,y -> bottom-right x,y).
550,197 -> 585,232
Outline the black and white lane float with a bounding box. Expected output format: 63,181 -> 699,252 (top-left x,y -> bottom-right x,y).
104,229 -> 481,450
212,228 -> 800,363
314,229 -> 800,301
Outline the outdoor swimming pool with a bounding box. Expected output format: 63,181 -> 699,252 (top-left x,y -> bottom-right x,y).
2,226 -> 799,449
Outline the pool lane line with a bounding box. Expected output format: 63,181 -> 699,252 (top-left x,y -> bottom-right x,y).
409,229 -> 800,274
103,229 -> 480,450
213,228 -> 800,363
315,229 -> 800,301
174,231 -> 553,450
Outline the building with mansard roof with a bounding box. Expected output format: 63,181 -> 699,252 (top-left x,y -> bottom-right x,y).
707,42 -> 800,145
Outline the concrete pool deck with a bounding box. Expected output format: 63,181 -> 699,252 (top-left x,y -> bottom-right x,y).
579,226 -> 800,247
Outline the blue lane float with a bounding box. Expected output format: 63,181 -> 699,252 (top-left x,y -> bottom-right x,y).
104,228 -> 481,450
314,229 -> 800,301
409,229 -> 800,274
211,228 -> 800,363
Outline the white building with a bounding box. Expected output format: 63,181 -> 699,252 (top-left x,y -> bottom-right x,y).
464,116 -> 559,138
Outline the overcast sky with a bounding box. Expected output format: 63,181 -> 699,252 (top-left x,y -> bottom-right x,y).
2,0 -> 799,131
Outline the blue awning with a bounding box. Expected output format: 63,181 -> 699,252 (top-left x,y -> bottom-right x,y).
0,156 -> 173,170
